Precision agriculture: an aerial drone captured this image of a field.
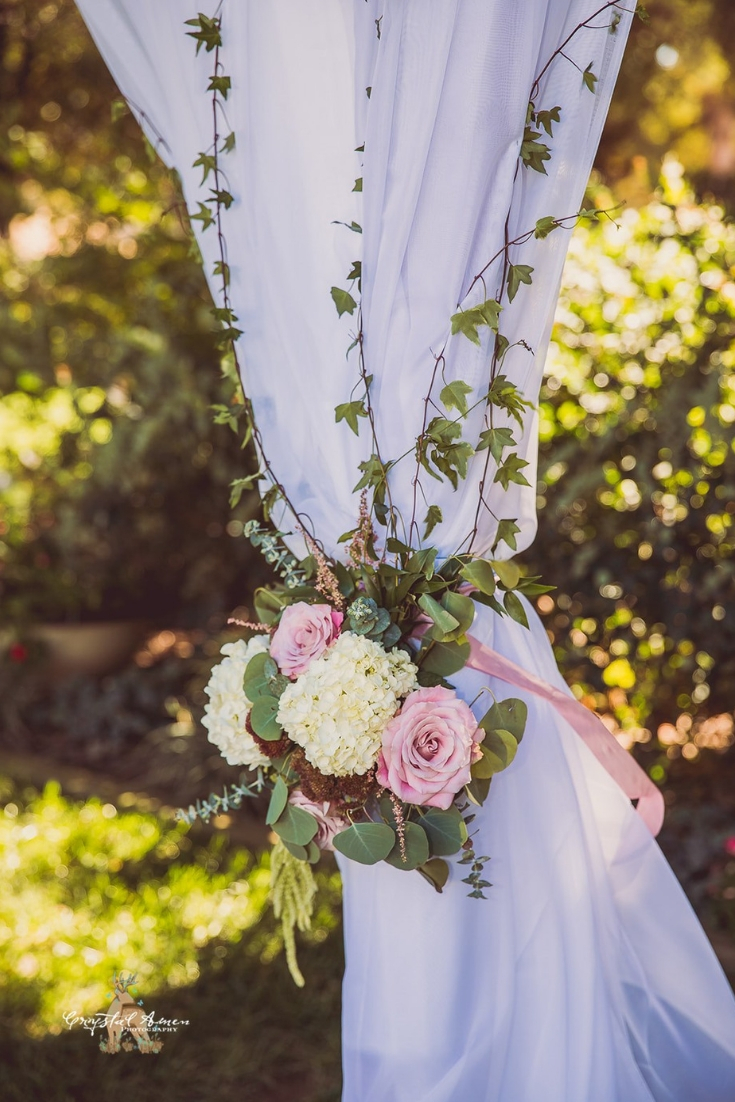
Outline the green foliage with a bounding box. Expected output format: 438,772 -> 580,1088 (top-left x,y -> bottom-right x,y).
526,168 -> 735,737
330,286 -> 357,317
0,1 -> 262,625
0,778 -> 272,1031
450,299 -> 502,345
332,822 -> 395,865
335,400 -> 367,435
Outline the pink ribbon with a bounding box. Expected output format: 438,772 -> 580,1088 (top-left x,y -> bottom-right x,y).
464,633 -> 664,837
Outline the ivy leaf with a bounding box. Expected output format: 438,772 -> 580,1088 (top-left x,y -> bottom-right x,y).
476,426 -> 515,464
331,287 -> 357,317
222,131 -> 236,153
193,152 -> 216,183
635,3 -> 650,23
535,106 -> 561,136
423,504 -> 443,540
534,216 -> 558,239
211,188 -> 234,209
450,299 -> 502,345
507,264 -> 534,303
347,260 -> 362,284
184,14 -> 222,53
352,177 -> 363,192
335,400 -> 367,435
487,375 -> 532,426
208,74 -> 231,99
440,380 -> 473,417
494,518 -> 521,552
520,125 -> 551,174
189,201 -> 215,231
212,259 -> 230,287
353,454 -> 387,493
583,64 -> 598,93
494,454 -> 531,491
230,473 -> 263,507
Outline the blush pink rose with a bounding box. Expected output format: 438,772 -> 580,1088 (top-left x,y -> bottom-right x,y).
288,790 -> 348,851
376,686 -> 484,810
270,602 -> 343,678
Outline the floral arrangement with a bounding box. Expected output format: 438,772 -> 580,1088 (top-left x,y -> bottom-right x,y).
176,4 -> 640,985
184,517 -> 528,984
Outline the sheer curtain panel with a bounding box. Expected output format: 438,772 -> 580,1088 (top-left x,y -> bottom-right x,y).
76,3 -> 735,1100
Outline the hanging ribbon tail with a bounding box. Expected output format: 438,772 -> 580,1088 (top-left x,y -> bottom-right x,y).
465,635 -> 665,837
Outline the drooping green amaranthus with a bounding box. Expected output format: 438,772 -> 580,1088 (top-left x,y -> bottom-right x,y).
270,839 -> 317,987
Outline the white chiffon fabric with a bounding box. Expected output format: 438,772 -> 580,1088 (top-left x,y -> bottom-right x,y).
76,2 -> 735,1099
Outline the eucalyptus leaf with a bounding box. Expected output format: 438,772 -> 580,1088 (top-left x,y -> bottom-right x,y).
249,696 -> 283,741
333,822 -> 396,865
243,651 -> 278,701
460,559 -> 496,597
253,587 -> 286,625
417,858 -> 450,893
440,591 -> 475,637
273,803 -> 318,846
503,589 -> 529,628
265,776 -> 288,826
419,640 -> 470,677
306,840 -> 321,864
282,840 -> 308,862
466,773 -> 492,806
406,547 -> 437,579
418,593 -> 460,638
474,728 -> 517,776
420,805 -> 468,856
471,591 -> 506,616
479,698 -> 528,741
491,559 -> 520,590
384,821 -> 430,871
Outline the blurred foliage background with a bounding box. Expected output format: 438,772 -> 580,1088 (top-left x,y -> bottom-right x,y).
1,0 -> 735,1096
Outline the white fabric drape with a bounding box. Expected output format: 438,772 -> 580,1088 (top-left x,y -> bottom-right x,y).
75,2 -> 735,1100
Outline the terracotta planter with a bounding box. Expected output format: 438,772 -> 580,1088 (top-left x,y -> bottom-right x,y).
31,621 -> 148,679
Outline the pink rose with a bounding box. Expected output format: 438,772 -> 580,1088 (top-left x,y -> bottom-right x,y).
725,837 -> 735,857
270,602 -> 343,678
289,790 -> 348,851
376,686 -> 484,810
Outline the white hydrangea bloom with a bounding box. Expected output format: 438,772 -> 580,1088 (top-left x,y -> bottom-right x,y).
277,632 -> 419,776
201,635 -> 271,768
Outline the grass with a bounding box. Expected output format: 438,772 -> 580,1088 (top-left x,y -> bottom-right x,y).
0,777 -> 343,1101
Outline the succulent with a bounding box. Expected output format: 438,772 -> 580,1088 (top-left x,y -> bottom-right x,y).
346,597 -> 401,648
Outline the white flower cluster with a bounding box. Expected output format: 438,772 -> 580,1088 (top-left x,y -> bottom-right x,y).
277,632 -> 419,776
202,635 -> 271,768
